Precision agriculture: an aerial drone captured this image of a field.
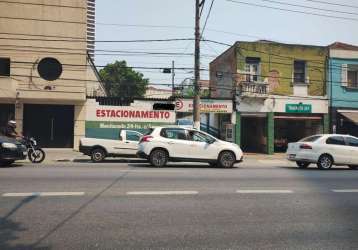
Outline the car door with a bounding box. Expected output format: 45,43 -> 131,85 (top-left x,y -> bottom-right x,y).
325,136 -> 350,165
123,130 -> 142,155
112,130 -> 141,156
160,128 -> 191,158
345,136 -> 358,165
187,130 -> 218,160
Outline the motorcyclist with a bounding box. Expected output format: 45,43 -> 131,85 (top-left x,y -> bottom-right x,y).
2,120 -> 21,139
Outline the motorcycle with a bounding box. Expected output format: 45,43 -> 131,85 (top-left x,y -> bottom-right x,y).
22,137 -> 46,163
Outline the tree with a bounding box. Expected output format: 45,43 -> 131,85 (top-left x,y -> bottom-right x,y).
99,60 -> 149,98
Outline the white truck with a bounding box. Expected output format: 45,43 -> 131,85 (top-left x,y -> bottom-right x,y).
79,130 -> 143,162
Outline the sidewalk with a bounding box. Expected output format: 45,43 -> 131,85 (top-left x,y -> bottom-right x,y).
25,149 -> 288,164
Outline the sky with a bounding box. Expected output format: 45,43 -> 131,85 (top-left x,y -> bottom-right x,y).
95,0 -> 358,89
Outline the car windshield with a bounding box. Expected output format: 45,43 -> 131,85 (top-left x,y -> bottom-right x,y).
299,135 -> 322,142
177,119 -> 193,126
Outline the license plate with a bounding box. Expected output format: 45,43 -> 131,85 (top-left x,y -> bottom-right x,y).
288,154 -> 296,160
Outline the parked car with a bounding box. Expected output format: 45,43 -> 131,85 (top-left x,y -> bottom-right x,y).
287,134 -> 358,170
137,127 -> 243,167
0,136 -> 27,166
79,130 -> 143,162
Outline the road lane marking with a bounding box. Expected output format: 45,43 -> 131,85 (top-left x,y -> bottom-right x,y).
332,189 -> 358,193
236,190 -> 293,194
126,191 -> 198,196
2,192 -> 85,197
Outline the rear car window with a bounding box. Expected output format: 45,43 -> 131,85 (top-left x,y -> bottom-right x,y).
347,136 -> 358,147
160,128 -> 187,140
326,136 -> 346,145
126,131 -> 141,142
143,128 -> 154,136
299,135 -> 322,142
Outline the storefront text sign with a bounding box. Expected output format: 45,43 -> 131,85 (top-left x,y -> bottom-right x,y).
175,99 -> 233,113
87,105 -> 176,123
286,104 -> 312,113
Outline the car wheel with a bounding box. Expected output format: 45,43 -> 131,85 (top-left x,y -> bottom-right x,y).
296,161 -> 310,169
218,151 -> 236,168
0,160 -> 15,167
317,154 -> 333,170
91,148 -> 106,163
348,165 -> 358,170
149,149 -> 168,167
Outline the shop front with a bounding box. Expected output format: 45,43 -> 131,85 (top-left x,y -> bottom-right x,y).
331,108 -> 358,137
273,98 -> 329,152
175,98 -> 234,141
85,99 -> 176,140
236,96 -> 329,154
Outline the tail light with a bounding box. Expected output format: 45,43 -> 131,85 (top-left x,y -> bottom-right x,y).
300,144 -> 312,150
139,135 -> 153,143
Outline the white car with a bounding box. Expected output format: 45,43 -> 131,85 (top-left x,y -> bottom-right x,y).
137,127 -> 243,168
79,130 -> 143,162
287,134 -> 358,170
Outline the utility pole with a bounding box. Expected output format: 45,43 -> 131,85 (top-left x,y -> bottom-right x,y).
193,0 -> 201,129
171,60 -> 175,97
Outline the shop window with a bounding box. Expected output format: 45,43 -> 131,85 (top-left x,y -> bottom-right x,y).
245,57 -> 260,82
0,58 -> 10,76
326,136 -> 346,146
293,60 -> 306,84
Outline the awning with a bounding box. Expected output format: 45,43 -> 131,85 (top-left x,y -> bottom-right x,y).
340,112 -> 358,124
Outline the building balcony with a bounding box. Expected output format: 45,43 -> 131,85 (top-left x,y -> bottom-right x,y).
238,81 -> 269,98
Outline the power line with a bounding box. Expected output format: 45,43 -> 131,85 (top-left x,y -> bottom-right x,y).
304,0 -> 358,10
261,0 -> 358,16
200,0 -> 215,39
0,16 -> 86,24
0,37 -> 195,43
0,0 -> 86,9
226,0 -> 358,22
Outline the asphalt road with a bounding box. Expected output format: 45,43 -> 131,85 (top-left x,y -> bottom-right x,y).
1,160 -> 358,250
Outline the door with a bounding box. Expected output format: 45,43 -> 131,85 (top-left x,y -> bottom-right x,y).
23,104 -> 74,148
325,136 -> 350,164
113,130 -> 141,155
0,104 -> 14,129
346,136 -> 358,165
187,130 -> 218,160
160,128 -> 191,158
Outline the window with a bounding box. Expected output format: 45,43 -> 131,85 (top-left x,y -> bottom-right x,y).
126,131 -> 141,142
326,136 -> 346,146
347,137 -> 358,147
0,58 -> 10,76
347,68 -> 358,88
299,135 -> 322,142
245,57 -> 260,82
188,130 -> 216,143
293,60 -> 306,84
160,128 -> 187,140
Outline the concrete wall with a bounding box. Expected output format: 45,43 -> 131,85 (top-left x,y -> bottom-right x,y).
0,0 -> 89,102
235,42 -> 328,96
209,45 -> 237,98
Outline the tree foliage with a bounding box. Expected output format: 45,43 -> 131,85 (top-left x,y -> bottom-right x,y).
99,60 -> 149,97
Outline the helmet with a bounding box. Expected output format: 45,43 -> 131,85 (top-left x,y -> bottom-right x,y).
8,120 -> 16,129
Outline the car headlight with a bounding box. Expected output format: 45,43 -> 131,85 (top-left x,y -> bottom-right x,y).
2,142 -> 17,149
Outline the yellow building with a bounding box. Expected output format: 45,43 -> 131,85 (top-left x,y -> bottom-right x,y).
0,0 -> 105,148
